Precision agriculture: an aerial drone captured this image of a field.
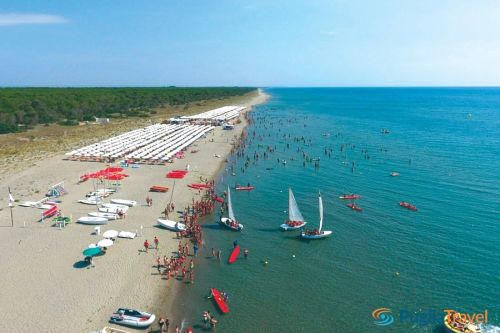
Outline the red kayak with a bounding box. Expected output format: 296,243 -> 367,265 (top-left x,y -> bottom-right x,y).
347,203 -> 363,212
213,196 -> 224,203
211,288 -> 229,313
235,186 -> 255,191
399,201 -> 418,211
188,183 -> 211,189
228,245 -> 240,264
339,194 -> 361,200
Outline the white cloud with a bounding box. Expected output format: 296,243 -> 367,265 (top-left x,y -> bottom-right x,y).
0,13 -> 68,26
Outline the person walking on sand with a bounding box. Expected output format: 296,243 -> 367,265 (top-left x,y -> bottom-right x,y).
144,239 -> 149,253
165,317 -> 169,332
154,236 -> 159,250
175,324 -> 180,333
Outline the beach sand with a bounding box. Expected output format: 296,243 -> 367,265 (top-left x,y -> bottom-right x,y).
0,90 -> 268,333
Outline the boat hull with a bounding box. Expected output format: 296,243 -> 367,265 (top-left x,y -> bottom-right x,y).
300,230 -> 332,239
88,212 -> 119,220
211,288 -> 229,314
220,217 -> 243,231
157,218 -> 186,231
77,217 -> 108,225
110,199 -> 137,207
228,245 -> 240,264
280,221 -> 307,230
235,186 -> 254,191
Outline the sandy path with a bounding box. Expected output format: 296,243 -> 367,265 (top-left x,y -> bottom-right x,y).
0,90 -> 268,333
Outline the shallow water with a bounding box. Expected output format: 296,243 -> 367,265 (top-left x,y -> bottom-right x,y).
173,88 -> 500,332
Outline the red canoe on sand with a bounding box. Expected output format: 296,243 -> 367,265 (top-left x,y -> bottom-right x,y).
228,245 -> 240,264
150,185 -> 169,193
235,186 -> 255,191
211,288 -> 229,313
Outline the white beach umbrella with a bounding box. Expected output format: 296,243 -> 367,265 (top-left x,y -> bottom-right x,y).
103,230 -> 119,239
97,238 -> 114,247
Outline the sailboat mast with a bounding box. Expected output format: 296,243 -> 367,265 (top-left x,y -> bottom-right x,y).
318,192 -> 323,232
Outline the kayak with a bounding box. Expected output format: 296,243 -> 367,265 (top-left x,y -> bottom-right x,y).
347,203 -> 363,212
213,195 -> 224,203
188,183 -> 211,189
399,202 -> 418,211
211,288 -> 229,314
228,245 -> 240,264
235,186 -> 255,191
339,194 -> 361,200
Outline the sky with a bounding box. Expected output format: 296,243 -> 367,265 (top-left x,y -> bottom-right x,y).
1,0 -> 500,87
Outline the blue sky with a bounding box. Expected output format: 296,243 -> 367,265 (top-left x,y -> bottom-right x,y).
1,0 -> 500,87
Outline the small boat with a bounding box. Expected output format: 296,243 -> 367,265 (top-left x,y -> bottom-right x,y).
339,194 -> 361,200
109,308 -> 156,328
399,201 -> 417,211
77,216 -> 108,225
110,199 -> 137,207
220,187 -> 243,231
213,195 -> 224,203
86,191 -> 110,198
78,197 -> 102,205
228,245 -> 240,264
157,218 -> 186,231
102,203 -> 129,211
443,311 -> 482,333
99,207 -> 126,214
301,192 -> 332,239
280,188 -> 307,230
235,185 -> 255,191
88,212 -> 119,220
99,326 -> 132,333
188,183 -> 211,189
210,288 -> 229,314
390,172 -> 400,177
347,203 -> 363,212
149,185 -> 168,193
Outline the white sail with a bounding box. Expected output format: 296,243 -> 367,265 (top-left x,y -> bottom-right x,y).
318,192 -> 323,232
288,188 -> 305,222
227,186 -> 236,221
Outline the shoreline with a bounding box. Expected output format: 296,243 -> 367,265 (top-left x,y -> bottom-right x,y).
0,89 -> 269,333
153,90 -> 269,331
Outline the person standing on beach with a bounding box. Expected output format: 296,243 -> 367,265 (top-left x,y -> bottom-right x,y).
165,317 -> 169,332
158,317 -> 165,332
154,236 -> 159,250
144,240 -> 149,253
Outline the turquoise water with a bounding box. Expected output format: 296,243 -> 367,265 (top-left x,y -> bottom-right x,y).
175,88 -> 500,332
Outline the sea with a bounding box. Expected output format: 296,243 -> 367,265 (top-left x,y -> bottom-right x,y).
173,88 -> 500,333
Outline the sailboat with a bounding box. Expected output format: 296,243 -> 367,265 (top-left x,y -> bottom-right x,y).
300,192 -> 332,239
220,186 -> 243,231
280,188 -> 307,230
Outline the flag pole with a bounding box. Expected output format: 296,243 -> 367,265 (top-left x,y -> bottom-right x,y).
8,187 -> 14,227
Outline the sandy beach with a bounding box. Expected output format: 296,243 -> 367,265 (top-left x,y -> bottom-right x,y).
0,90 -> 268,333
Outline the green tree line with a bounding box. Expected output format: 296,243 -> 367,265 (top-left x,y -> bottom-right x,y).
0,87 -> 255,134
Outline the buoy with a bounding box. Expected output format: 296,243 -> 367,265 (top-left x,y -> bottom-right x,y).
264,261 -> 268,265
395,272 -> 400,277
292,255 -> 296,258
